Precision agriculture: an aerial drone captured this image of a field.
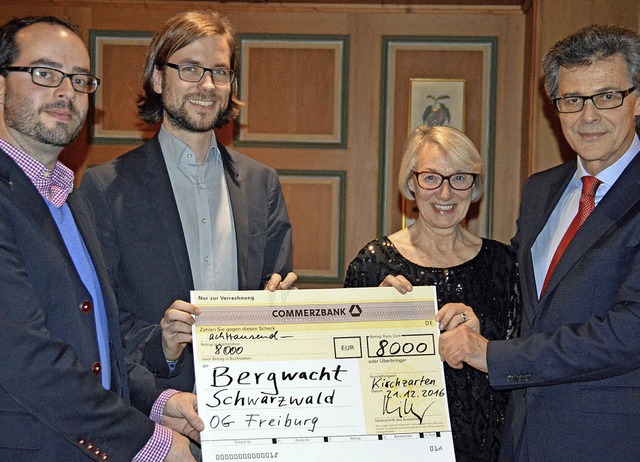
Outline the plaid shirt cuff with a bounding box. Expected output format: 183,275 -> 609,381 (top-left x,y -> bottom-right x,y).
151,388 -> 181,424
133,389 -> 183,461
132,423 -> 173,462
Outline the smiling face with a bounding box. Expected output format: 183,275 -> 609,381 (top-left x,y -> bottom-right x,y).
557,55 -> 640,175
152,34 -> 231,136
1,22 -> 89,154
411,143 -> 473,232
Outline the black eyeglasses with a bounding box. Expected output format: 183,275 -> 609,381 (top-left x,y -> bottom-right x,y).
165,63 -> 235,86
413,170 -> 477,191
2,66 -> 100,94
553,87 -> 636,113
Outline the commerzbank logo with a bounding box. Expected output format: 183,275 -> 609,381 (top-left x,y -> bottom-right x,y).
270,305 -> 363,318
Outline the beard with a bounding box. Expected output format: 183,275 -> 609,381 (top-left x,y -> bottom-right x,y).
4,97 -> 84,147
162,84 -> 230,133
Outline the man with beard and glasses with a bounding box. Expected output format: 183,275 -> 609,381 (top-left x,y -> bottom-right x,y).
80,10 -> 295,392
0,16 -> 203,461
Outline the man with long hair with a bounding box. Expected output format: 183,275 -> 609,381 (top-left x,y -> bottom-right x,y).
81,10 -> 295,392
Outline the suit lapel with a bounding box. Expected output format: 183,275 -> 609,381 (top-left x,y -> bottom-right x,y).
522,163 -> 575,319
541,153 -> 640,299
68,191 -> 96,254
220,143 -> 248,289
68,191 -> 113,298
67,191 -> 127,395
141,137 -> 194,293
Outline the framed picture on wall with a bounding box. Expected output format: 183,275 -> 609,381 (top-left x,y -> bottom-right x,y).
408,78 -> 466,132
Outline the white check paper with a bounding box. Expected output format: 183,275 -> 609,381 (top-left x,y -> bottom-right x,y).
191,287 -> 455,461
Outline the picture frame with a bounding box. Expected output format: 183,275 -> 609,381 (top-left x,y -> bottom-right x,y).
89,30 -> 154,145
408,78 -> 466,132
278,170 -> 346,283
235,34 -> 349,148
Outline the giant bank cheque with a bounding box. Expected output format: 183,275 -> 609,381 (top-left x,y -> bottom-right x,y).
191,286 -> 455,461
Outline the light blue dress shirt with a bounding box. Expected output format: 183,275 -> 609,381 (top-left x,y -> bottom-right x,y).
159,127 -> 238,291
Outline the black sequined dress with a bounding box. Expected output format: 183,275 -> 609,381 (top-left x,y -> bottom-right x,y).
344,237 -> 520,462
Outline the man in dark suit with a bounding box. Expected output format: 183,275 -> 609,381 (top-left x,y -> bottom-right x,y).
439,25 -> 640,461
80,10 -> 295,392
0,16 -> 202,461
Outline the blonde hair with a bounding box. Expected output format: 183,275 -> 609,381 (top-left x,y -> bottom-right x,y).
398,125 -> 484,202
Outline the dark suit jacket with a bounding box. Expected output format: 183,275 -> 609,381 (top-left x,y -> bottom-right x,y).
80,135 -> 293,391
487,155 -> 640,461
0,149 -> 160,461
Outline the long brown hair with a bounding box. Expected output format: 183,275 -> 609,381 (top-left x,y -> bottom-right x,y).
137,10 -> 241,127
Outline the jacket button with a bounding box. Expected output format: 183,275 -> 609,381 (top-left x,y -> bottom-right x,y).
79,300 -> 93,313
101,453 -> 110,461
92,362 -> 101,375
77,437 -> 86,445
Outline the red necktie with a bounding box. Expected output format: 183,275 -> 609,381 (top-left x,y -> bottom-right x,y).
540,176 -> 601,295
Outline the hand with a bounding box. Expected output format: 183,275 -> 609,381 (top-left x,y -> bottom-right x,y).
435,302 -> 480,333
165,431 -> 196,462
265,272 -> 298,291
379,274 -> 413,294
438,326 -> 489,372
160,300 -> 201,361
163,392 -> 204,442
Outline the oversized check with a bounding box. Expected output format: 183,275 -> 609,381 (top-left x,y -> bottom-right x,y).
191,286 -> 455,461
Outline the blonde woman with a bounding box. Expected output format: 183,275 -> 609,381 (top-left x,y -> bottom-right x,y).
345,125 -> 520,461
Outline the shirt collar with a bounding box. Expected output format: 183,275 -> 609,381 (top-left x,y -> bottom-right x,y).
574,133 -> 640,194
0,138 -> 74,207
158,126 -> 221,169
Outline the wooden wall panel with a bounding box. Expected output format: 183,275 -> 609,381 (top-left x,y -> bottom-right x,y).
99,44 -> 146,131
90,32 -> 156,144
236,35 -> 348,147
247,48 -> 335,135
279,171 -> 346,283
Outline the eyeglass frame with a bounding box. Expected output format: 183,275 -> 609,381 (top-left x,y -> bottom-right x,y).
412,170 -> 478,191
165,62 -> 236,86
2,66 -> 101,94
552,86 -> 636,113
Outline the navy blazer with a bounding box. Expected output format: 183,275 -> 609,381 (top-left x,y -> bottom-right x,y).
0,149 -> 159,461
487,154 -> 640,461
80,135 -> 293,391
